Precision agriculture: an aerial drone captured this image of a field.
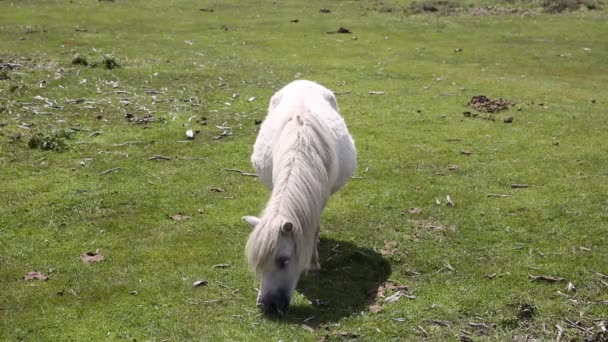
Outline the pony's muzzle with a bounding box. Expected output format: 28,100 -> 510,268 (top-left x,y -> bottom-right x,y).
260,291 -> 290,316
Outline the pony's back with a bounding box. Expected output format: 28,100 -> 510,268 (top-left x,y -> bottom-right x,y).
252,80 -> 356,192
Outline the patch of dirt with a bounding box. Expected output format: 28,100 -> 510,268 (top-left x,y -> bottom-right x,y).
125,113 -> 164,124
407,0 -> 463,14
327,27 -> 352,34
23,271 -> 49,281
80,251 -> 105,264
468,95 -> 515,113
469,6 -> 537,16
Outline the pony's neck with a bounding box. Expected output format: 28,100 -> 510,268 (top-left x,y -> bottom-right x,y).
265,142 -> 330,233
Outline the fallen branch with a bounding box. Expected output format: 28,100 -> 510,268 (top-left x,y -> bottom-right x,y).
99,167 -> 122,175
225,168 -> 258,177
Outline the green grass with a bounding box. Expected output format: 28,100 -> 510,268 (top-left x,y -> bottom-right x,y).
1,0 -> 607,340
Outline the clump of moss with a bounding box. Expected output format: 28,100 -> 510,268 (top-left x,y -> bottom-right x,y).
28,131 -> 74,152
0,70 -> 10,80
407,0 -> 463,13
72,54 -> 89,66
71,53 -> 120,69
540,0 -> 603,12
99,55 -> 120,69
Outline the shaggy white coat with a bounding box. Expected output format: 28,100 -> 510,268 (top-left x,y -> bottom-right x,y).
246,80 -> 357,273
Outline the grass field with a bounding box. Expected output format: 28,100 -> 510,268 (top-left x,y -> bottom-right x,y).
1,0 -> 607,340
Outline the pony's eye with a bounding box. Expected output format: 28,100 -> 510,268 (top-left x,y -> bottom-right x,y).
276,256 -> 289,269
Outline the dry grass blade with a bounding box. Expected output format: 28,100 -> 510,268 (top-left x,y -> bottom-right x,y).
224,168 -> 258,177
99,167 -> 121,175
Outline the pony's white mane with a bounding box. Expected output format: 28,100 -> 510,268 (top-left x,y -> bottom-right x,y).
246,108 -> 335,273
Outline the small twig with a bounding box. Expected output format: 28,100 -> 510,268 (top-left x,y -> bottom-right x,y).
487,194 -> 510,197
177,157 -> 207,161
99,167 -> 122,175
148,155 -> 173,161
468,322 -> 489,329
333,90 -> 352,95
511,183 -> 529,189
224,168 -> 258,177
431,320 -> 452,327
556,324 -> 564,342
563,318 -> 593,333
529,274 -> 566,283
417,325 -> 428,337
302,316 -> 315,323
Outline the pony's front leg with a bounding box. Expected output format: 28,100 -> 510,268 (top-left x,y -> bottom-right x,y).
309,229 -> 321,272
256,285 -> 262,306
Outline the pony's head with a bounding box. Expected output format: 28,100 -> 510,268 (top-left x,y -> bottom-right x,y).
243,215 -> 305,315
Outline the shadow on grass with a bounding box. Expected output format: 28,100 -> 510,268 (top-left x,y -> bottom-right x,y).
278,237 -> 391,324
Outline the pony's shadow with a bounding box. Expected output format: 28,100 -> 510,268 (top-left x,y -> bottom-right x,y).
279,237 -> 391,324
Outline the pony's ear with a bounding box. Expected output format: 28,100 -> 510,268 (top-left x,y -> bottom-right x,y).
269,92 -> 283,113
242,216 -> 260,228
281,221 -> 293,234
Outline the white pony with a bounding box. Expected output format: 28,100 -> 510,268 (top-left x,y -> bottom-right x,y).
243,80 -> 357,315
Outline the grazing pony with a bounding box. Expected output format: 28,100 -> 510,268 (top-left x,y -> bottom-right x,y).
243,80 -> 357,315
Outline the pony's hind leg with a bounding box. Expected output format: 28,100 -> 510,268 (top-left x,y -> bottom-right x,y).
309,229 -> 321,271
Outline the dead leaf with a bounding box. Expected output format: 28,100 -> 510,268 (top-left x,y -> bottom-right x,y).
80,251 -> 105,264
370,281 -> 410,299
301,323 -> 317,333
448,164 -> 460,171
408,207 -> 422,215
209,187 -> 225,193
170,214 -> 191,221
193,280 -> 208,287
446,195 -> 455,207
369,303 -> 384,313
380,241 -> 398,256
385,291 -> 416,302
337,331 -> 359,339
23,271 -> 48,281
485,273 -> 497,279
461,150 -> 472,155
529,274 -> 566,283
